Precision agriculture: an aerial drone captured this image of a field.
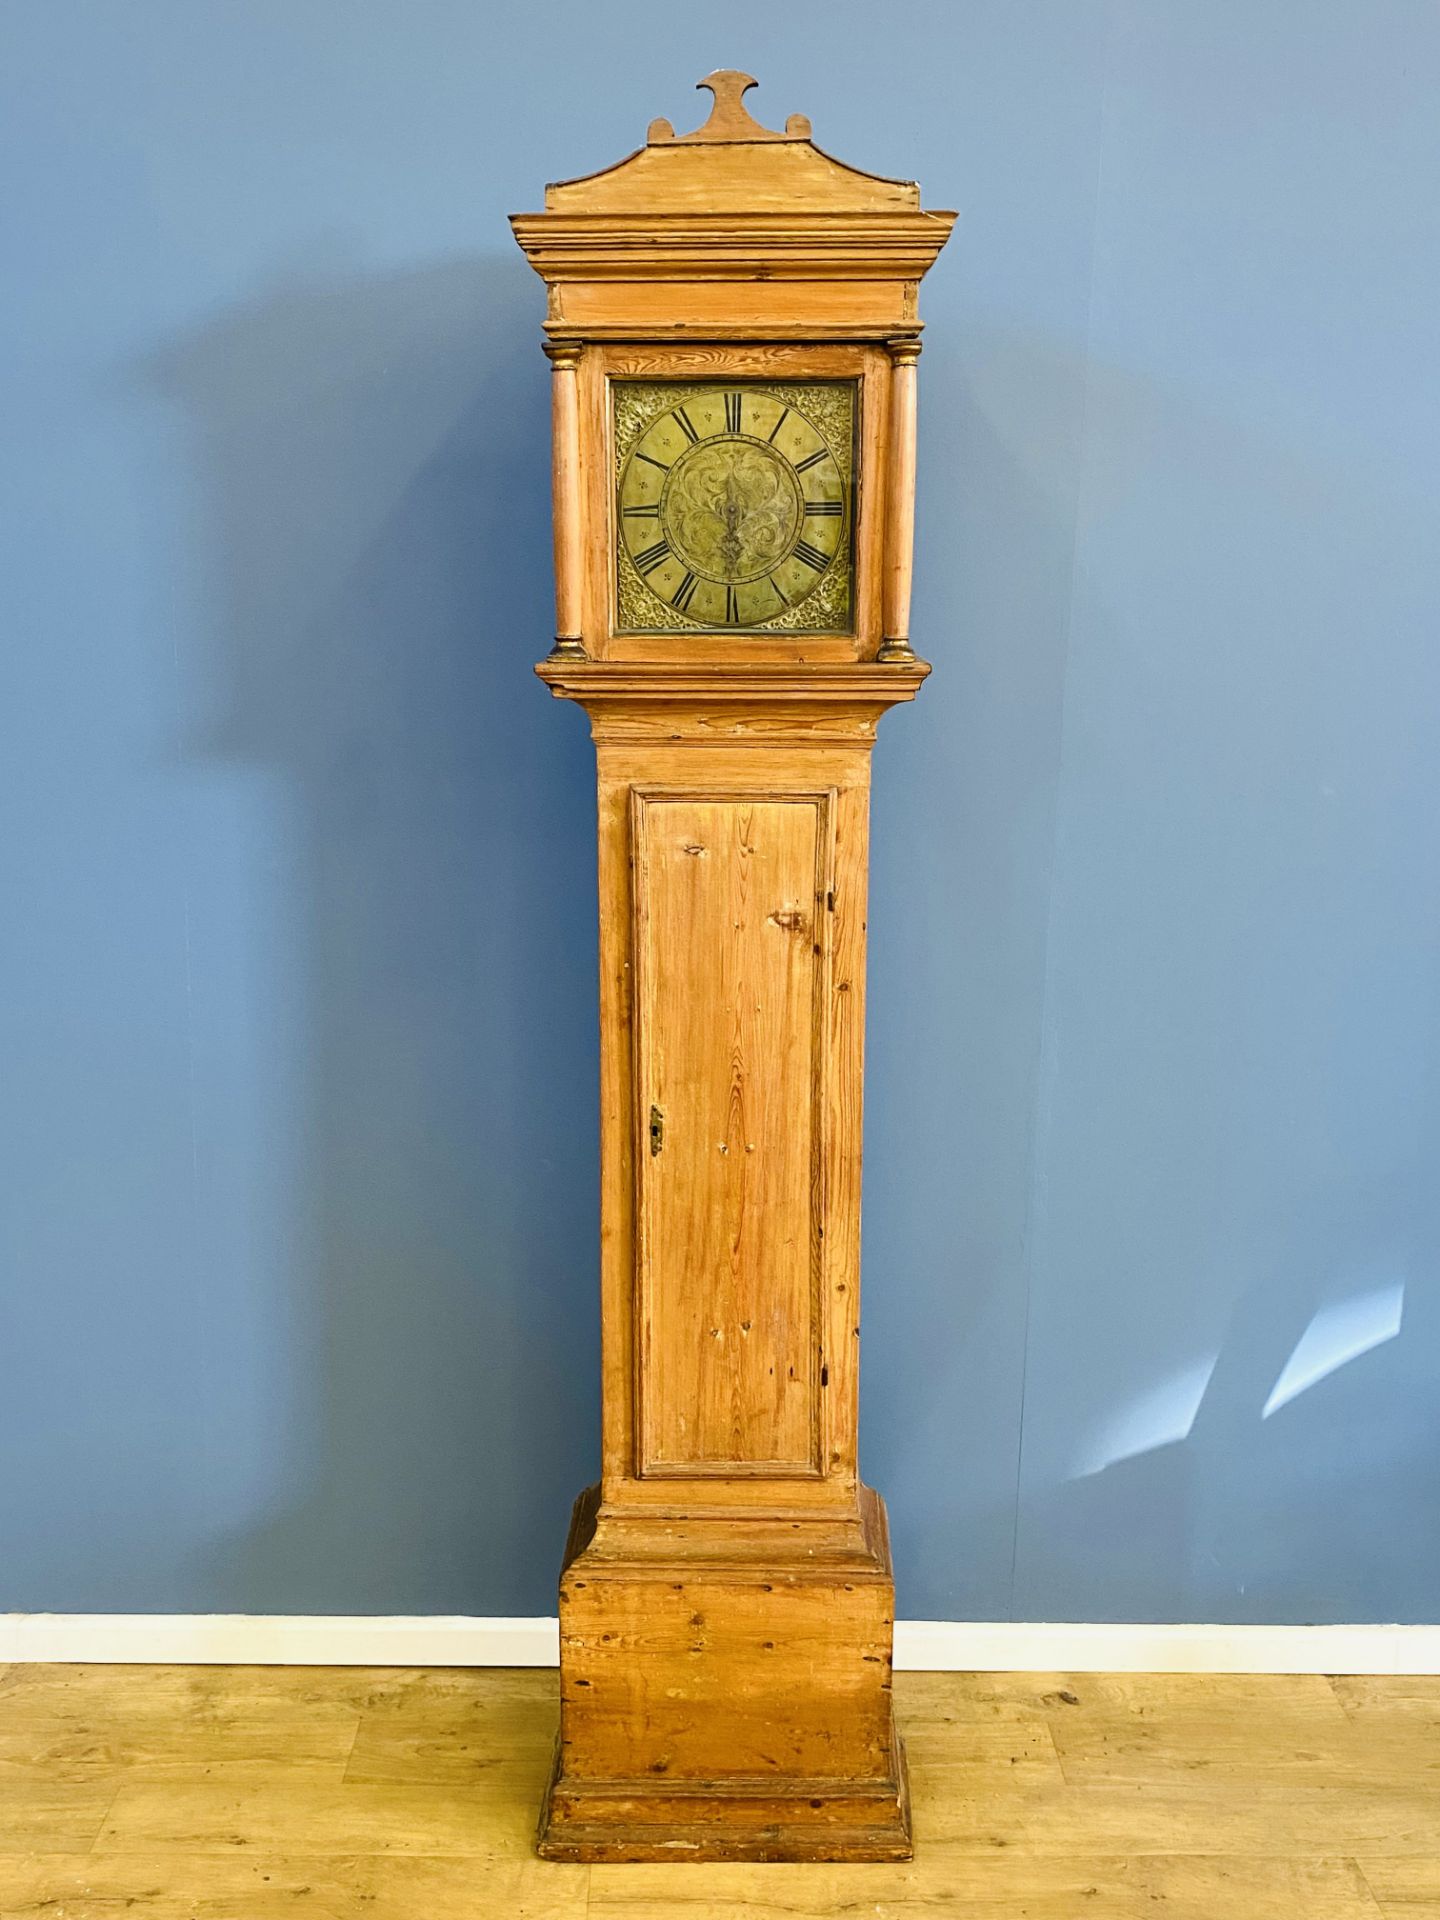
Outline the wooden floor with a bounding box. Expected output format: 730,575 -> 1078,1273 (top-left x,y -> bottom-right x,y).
0,1664 -> 1435,1917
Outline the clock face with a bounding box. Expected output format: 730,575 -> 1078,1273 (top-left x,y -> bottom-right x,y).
613,381 -> 856,634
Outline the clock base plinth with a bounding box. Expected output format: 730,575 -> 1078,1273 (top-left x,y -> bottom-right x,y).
536,1484 -> 912,1864
536,1745 -> 912,1865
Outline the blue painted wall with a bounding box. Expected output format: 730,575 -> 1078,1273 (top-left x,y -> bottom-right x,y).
3,1 -> 1437,1622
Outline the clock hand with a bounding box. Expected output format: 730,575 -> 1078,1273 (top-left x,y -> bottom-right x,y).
720,463 -> 744,572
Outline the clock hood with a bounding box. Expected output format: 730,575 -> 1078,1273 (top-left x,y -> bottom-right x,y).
510,70 -> 956,344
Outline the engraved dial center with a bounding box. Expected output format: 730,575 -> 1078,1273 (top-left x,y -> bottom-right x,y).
661,436 -> 803,584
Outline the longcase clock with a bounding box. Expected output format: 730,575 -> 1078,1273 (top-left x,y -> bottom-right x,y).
511,70 -> 954,1864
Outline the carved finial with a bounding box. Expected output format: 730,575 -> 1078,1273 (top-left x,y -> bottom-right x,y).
647,70 -> 811,146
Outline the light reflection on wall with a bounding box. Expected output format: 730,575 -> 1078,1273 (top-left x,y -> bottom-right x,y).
1262,1281 -> 1407,1420
1073,1353 -> 1219,1479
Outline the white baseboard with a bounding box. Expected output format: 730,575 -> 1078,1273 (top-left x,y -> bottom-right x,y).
2,1614 -> 1437,1673
895,1620 -> 1440,1674
0,1615 -> 559,1667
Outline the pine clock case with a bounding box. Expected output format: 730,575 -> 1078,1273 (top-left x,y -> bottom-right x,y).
512,72 -> 954,1863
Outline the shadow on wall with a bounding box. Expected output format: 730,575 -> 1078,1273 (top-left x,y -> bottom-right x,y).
146,253 -> 599,1612
137,268 -> 1440,1625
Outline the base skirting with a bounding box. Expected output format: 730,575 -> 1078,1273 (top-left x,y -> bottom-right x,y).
536,1737 -> 913,1863
2,1614 -> 1436,1673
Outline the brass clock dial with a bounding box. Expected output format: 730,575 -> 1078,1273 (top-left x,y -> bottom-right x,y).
614,381 -> 856,633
